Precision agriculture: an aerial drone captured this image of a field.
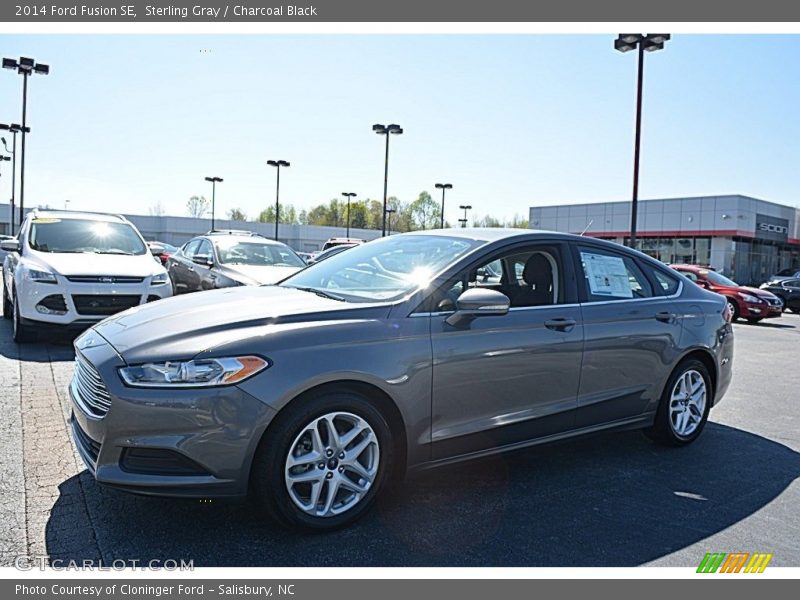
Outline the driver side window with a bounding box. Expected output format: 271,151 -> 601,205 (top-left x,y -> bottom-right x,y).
432,245 -> 564,312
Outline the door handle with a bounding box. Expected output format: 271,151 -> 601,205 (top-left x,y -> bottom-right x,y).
544,318 -> 577,331
655,311 -> 676,323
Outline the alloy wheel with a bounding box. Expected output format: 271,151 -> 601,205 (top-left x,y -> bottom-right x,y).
284,411 -> 380,518
669,369 -> 707,437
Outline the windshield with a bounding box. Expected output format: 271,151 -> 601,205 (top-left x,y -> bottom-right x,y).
280,234 -> 483,302
28,218 -> 147,255
215,240 -> 306,267
704,270 -> 739,287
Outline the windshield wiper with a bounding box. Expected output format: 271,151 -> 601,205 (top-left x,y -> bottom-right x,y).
286,286 -> 345,302
95,250 -> 135,255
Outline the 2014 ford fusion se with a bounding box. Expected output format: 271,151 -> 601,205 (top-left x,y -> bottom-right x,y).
69,229 -> 734,529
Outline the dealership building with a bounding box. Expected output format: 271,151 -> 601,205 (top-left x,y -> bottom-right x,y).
529,195 -> 800,285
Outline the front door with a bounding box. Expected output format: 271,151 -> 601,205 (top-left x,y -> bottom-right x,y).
428,242 -> 584,460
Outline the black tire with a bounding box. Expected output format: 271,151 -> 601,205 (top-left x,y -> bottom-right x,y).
726,298 -> 740,322
644,358 -> 712,447
251,390 -> 394,531
746,318 -> 762,324
12,294 -> 36,343
2,286 -> 11,320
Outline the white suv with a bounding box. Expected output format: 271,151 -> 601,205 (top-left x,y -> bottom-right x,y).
1,210 -> 173,342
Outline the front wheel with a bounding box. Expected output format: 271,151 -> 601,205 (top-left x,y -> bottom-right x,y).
2,285 -> 11,320
251,391 -> 393,530
726,298 -> 740,322
645,359 -> 711,446
12,294 -> 36,343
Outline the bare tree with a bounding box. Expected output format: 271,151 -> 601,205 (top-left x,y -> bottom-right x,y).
148,201 -> 166,216
187,195 -> 210,218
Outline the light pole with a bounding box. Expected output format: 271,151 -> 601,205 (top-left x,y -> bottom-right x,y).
373,123 -> 403,237
267,160 -> 289,241
342,192 -> 356,238
204,176 -> 223,231
614,33 -> 670,248
0,123 -> 25,233
3,57 -> 49,227
0,155 -> 10,230
385,208 -> 396,235
435,183 -> 452,229
459,204 -> 472,228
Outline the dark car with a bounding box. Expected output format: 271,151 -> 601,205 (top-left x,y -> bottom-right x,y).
760,278 -> 800,313
767,267 -> 800,284
147,241 -> 178,265
670,264 -> 783,323
70,229 -> 733,530
167,232 -> 305,294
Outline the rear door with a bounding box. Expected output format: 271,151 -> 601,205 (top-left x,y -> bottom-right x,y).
571,243 -> 684,427
168,239 -> 200,294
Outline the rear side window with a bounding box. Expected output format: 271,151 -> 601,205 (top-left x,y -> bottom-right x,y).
182,240 -> 200,258
649,267 -> 681,295
577,246 -> 653,302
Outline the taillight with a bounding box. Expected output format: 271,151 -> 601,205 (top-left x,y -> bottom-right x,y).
722,302 -> 733,323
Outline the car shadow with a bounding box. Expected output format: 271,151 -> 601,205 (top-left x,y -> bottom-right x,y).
46,422 -> 799,566
0,319 -> 76,363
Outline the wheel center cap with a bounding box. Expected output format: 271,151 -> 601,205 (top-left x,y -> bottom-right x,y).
327,458 -> 339,470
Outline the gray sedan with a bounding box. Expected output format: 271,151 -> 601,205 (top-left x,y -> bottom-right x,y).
69,229 -> 734,529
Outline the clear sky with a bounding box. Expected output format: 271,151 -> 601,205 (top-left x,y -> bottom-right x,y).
1,34 -> 799,224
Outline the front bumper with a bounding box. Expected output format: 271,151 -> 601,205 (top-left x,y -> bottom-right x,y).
18,277 -> 172,326
68,339 -> 276,498
742,299 -> 783,319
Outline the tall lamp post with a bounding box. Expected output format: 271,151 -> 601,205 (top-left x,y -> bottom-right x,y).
0,123 -> 25,233
385,208 -> 396,235
434,183 -> 452,229
342,192 -> 356,238
614,33 -> 670,248
458,204 -> 472,228
0,155 -> 10,230
3,57 -> 50,227
204,176 -> 223,231
372,123 -> 403,237
267,160 -> 290,241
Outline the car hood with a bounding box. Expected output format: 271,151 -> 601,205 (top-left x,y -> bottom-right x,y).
31,250 -> 160,278
220,264 -> 302,285
741,286 -> 778,299
91,285 -> 386,364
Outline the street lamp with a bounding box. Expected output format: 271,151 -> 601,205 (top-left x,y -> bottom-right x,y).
0,123 -> 26,233
385,208 -> 396,235
3,57 -> 50,227
434,183 -> 452,229
267,160 -> 290,241
342,192 -> 356,238
204,176 -> 223,231
373,123 -> 403,237
614,33 -> 670,248
459,204 -> 472,228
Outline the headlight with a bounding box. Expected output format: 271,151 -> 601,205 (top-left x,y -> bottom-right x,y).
738,292 -> 762,303
26,268 -> 57,284
151,272 -> 169,285
119,356 -> 269,388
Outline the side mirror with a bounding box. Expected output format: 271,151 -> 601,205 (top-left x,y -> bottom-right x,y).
192,255 -> 213,267
445,288 -> 510,327
1,239 -> 20,253
697,280 -> 710,289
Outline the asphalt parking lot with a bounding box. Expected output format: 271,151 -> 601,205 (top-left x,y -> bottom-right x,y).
0,314 -> 798,568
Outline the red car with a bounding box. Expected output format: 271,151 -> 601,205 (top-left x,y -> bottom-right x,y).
146,241 -> 178,265
670,265 -> 783,323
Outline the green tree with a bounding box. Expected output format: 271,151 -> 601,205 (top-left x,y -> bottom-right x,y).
257,203 -> 298,224
410,191 -> 441,230
227,207 -> 247,221
473,214 -> 502,227
187,195 -> 209,218
347,200 -> 369,230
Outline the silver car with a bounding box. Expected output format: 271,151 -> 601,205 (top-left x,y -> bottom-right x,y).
69,229 -> 734,530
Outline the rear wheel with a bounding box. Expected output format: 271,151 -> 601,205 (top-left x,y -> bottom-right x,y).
251,390 -> 393,530
726,298 -> 740,322
645,359 -> 711,446
12,294 -> 36,343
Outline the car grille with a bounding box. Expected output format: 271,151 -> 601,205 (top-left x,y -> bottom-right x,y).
72,353 -> 112,417
71,294 -> 141,315
71,416 -> 101,468
66,275 -> 145,283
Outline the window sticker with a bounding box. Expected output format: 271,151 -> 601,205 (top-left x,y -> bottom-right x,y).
581,252 -> 633,298
31,218 -> 61,224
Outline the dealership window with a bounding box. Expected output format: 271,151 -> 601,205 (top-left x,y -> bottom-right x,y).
625,236 -> 711,265
577,246 -> 654,302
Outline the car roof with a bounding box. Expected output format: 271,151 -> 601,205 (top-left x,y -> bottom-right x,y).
407,227 -> 599,243
30,209 -> 127,223
201,234 -> 285,246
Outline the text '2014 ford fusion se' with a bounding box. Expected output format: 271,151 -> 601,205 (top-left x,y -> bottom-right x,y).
69,229 -> 734,529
